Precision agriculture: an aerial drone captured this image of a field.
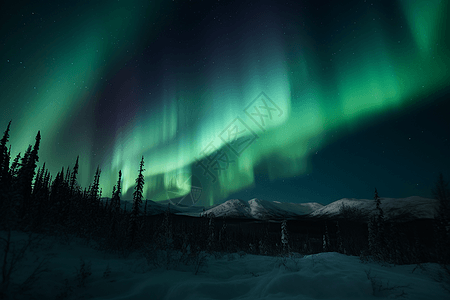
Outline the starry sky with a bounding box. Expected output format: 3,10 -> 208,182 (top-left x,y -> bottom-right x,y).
1,0 -> 449,206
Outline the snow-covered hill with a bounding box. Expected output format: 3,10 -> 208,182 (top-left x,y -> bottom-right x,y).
310,196 -> 438,221
200,198 -> 323,220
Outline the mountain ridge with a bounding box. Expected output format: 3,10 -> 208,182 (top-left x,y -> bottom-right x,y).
112,195 -> 438,222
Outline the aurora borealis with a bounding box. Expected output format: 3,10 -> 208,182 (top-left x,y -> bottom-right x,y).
1,0 -> 449,206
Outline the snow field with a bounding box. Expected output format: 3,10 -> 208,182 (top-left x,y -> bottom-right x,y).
2,231 -> 448,300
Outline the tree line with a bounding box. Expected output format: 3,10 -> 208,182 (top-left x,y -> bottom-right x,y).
0,121 -> 147,251
0,121 -> 449,265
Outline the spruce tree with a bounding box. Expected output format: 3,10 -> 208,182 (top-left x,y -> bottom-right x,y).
90,166 -> 101,204
0,121 -> 12,227
69,156 -> 79,196
28,131 -> 41,189
129,156 -> 145,248
34,163 -> 49,228
85,166 -> 101,234
17,145 -> 32,188
368,188 -> 386,260
65,166 -> 71,185
49,169 -> 64,224
17,131 -> 41,221
110,170 -> 122,214
0,121 -> 11,185
110,185 -> 116,210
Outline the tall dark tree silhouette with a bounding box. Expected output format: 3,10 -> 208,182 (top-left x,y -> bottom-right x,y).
49,168 -> 65,225
368,188 -> 385,260
374,188 -> 384,225
18,131 -> 41,221
0,121 -> 11,185
0,121 -> 12,227
90,166 -> 101,204
31,163 -> 50,230
129,156 -> 145,248
69,156 -> 79,196
84,166 -> 101,234
32,164 -> 44,196
110,170 -> 122,214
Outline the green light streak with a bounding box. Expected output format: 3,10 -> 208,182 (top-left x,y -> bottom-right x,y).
2,1 -> 448,205
4,1 -> 170,189
133,0 -> 449,205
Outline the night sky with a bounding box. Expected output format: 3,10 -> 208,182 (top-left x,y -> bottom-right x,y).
1,0 -> 449,206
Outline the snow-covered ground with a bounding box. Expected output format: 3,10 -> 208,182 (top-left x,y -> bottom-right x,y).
2,231 -> 448,300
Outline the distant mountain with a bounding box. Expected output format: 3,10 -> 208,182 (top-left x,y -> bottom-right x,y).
112,198 -> 206,216
119,199 -> 182,215
200,198 -> 323,220
111,196 -> 438,222
309,196 -> 438,222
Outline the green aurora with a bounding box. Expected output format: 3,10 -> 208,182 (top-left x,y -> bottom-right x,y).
1,0 -> 449,206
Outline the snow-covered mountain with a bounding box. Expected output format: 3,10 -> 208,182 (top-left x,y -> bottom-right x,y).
310,196 -> 438,222
112,198 -> 206,216
115,196 -> 438,222
200,198 -> 323,220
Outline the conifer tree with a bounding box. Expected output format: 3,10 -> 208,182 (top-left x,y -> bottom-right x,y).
65,166 -> 71,185
110,185 -> 116,208
0,121 -> 11,185
43,170 -> 51,191
17,145 -> 32,196
32,163 -> 45,196
28,131 -> 41,189
70,156 -> 79,196
32,163 -> 50,230
83,166 -> 101,234
3,145 -> 11,183
17,131 -> 41,220
110,170 -> 122,214
90,166 -> 101,204
49,169 -> 64,223
0,121 -> 12,227
368,188 -> 385,260
129,156 -> 145,248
